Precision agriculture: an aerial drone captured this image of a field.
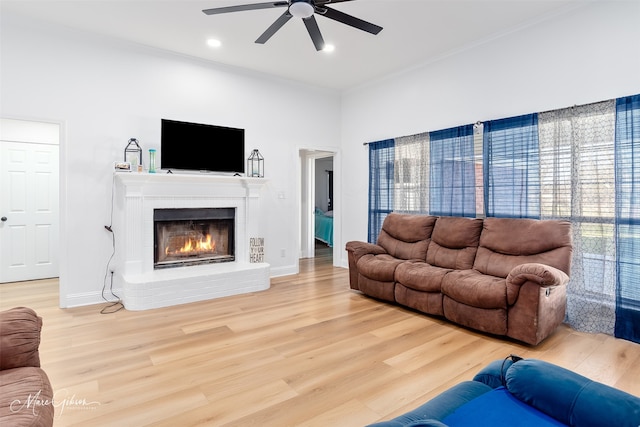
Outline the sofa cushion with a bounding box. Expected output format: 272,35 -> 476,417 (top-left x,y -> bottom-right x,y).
366,381 -> 493,427
395,284 -> 444,316
426,217 -> 483,269
0,307 -> 42,370
443,297 -> 507,335
357,254 -> 405,282
473,218 -> 572,278
442,387 -> 565,426
0,367 -> 54,427
396,261 -> 451,293
377,213 -> 437,260
358,276 -> 396,302
441,270 -> 507,309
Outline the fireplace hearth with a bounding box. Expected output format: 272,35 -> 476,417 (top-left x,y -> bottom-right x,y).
154,208 -> 235,269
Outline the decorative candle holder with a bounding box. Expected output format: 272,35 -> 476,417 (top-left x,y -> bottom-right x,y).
247,149 -> 264,178
124,138 -> 142,170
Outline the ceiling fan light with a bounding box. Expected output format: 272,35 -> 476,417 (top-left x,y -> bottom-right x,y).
289,1 -> 314,19
322,44 -> 335,52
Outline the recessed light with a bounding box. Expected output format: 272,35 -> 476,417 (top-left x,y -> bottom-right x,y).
207,39 -> 222,48
322,44 -> 335,53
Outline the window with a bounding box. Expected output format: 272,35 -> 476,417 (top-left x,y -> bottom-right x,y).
429,125 -> 476,217
484,114 -> 540,219
368,139 -> 394,243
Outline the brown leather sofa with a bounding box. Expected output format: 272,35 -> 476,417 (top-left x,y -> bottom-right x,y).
0,307 -> 54,426
346,214 -> 572,345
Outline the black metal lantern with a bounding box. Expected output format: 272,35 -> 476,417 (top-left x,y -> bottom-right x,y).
124,138 -> 143,169
247,149 -> 264,178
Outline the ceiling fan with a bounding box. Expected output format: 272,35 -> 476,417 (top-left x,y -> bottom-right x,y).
202,0 -> 383,51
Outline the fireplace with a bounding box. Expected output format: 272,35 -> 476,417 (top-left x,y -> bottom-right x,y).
154,208 -> 235,269
113,173 -> 269,311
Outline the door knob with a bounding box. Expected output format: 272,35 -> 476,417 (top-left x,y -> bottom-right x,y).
1,217 -> 6,222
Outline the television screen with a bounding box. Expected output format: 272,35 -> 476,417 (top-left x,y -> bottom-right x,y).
160,119 -> 245,174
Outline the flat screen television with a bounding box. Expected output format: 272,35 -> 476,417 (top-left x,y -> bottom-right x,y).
160,119 -> 245,174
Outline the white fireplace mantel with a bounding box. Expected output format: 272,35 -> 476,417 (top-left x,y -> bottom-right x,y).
113,172 -> 270,310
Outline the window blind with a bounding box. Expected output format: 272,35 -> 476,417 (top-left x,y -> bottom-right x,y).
368,139 -> 395,243
483,114 -> 540,219
429,125 -> 476,217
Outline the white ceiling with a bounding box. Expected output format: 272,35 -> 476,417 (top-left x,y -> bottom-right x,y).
2,0 -> 587,91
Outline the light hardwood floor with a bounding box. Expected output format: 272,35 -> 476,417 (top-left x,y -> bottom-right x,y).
1,252 -> 639,426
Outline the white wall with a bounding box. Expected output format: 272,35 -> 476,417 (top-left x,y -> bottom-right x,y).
0,119 -> 60,145
339,1 -> 640,267
0,13 -> 341,307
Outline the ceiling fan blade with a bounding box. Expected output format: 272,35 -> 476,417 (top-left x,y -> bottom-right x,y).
255,11 -> 293,44
203,1 -> 288,15
316,0 -> 354,4
319,6 -> 383,35
303,15 -> 325,51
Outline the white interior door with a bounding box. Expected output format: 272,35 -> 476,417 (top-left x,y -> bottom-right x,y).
0,120 -> 59,283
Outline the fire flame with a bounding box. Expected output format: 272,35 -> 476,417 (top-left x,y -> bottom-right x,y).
166,234 -> 216,256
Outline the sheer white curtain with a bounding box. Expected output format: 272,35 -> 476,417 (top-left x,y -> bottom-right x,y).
538,100 -> 617,334
394,133 -> 429,213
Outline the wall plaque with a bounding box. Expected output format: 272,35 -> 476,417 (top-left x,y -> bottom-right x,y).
249,237 -> 264,263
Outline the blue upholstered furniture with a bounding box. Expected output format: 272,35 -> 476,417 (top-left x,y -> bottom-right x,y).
368,358 -> 640,427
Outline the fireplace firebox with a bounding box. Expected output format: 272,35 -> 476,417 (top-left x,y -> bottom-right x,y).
154,208 -> 235,269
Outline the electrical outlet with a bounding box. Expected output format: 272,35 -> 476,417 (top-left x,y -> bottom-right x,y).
280,249 -> 286,257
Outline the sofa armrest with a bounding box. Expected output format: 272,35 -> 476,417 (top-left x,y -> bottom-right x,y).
0,307 -> 42,370
345,241 -> 387,263
507,263 -> 569,287
506,359 -> 640,427
345,241 -> 388,290
506,263 -> 569,305
472,357 -> 521,389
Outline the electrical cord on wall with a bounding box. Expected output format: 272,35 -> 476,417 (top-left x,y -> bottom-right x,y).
101,173 -> 123,314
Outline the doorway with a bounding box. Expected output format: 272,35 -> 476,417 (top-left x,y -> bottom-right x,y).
314,156 -> 334,259
0,118 -> 60,283
299,149 -> 336,261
